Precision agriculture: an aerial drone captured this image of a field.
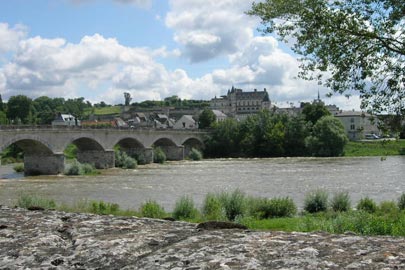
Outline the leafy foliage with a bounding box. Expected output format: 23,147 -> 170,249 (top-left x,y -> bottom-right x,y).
249,0 -> 405,114
188,148 -> 203,161
304,190 -> 329,213
172,195 -> 198,220
115,150 -> 137,169
357,197 -> 378,213
140,200 -> 166,219
331,191 -> 351,212
198,108 -> 216,129
398,193 -> 405,211
249,197 -> 297,219
153,147 -> 166,164
306,116 -> 348,157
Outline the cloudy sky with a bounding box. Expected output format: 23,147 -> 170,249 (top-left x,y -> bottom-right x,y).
0,0 -> 361,109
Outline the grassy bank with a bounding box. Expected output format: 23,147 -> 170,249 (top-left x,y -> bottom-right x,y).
344,139 -> 405,157
15,190 -> 405,237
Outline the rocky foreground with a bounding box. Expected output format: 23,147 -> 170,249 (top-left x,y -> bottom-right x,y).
1,206 -> 404,269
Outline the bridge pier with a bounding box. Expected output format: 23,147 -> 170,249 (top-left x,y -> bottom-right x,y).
24,154 -> 65,176
77,150 -> 115,169
162,145 -> 184,161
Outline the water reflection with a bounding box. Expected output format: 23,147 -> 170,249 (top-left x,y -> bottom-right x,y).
0,157 -> 404,211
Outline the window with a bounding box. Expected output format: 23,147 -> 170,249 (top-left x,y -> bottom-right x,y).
350,118 -> 355,123
350,124 -> 355,130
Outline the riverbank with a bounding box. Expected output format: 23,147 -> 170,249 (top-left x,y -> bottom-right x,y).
344,139 -> 405,157
1,205 -> 404,269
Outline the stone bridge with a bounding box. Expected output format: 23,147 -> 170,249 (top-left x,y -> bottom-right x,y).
0,126 -> 208,175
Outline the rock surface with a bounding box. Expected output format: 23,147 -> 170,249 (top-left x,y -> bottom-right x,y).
0,205 -> 404,269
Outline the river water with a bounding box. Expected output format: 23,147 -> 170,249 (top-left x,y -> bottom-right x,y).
0,157 -> 404,211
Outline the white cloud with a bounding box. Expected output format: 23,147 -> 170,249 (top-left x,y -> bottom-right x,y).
165,0 -> 257,62
0,23 -> 27,54
69,0 -> 152,8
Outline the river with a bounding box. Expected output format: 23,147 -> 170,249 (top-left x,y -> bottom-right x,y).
0,156 -> 404,211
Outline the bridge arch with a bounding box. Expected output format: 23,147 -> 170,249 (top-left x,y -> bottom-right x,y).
153,137 -> 184,161
64,136 -> 113,169
182,137 -> 204,157
114,137 -> 153,164
1,137 -> 63,176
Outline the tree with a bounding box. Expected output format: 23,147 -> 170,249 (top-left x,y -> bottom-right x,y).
302,102 -> 331,125
0,94 -> 4,111
6,95 -> 33,124
248,0 -> 404,114
198,109 -> 216,129
306,116 -> 348,157
124,92 -> 132,106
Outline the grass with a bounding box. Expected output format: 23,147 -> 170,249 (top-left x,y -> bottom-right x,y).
85,106 -> 122,116
13,191 -> 405,237
344,139 -> 405,157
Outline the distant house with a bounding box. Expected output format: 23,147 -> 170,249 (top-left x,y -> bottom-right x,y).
153,113 -> 175,128
52,113 -> 80,126
173,115 -> 197,129
212,110 -> 227,122
335,111 -> 380,140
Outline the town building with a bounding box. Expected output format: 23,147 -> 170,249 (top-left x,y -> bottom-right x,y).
51,113 -> 80,126
335,111 -> 380,140
173,115 -> 198,130
210,86 -> 272,119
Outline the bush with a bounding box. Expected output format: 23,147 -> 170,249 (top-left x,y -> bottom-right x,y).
134,153 -> 146,165
379,201 -> 399,214
140,200 -> 166,219
172,195 -> 198,220
17,194 -> 56,209
398,193 -> 405,210
250,197 -> 297,219
331,191 -> 351,212
13,163 -> 24,173
115,150 -> 137,169
65,160 -> 81,175
357,197 -> 378,213
89,200 -> 120,215
153,147 -> 166,164
219,189 -> 247,221
202,193 -> 224,220
189,148 -> 203,161
304,190 -> 329,213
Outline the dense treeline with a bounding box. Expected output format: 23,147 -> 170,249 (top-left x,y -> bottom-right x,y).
204,109 -> 348,157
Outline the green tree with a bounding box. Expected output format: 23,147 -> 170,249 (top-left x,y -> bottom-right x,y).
248,0 -> 404,114
306,116 -> 348,157
0,111 -> 7,124
302,102 -> 331,125
205,118 -> 239,157
284,115 -> 310,156
198,109 -> 216,129
0,94 -> 4,111
6,95 -> 33,124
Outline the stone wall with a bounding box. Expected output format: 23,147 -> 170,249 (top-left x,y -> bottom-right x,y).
77,150 -> 115,169
24,154 -> 65,176
0,206 -> 404,269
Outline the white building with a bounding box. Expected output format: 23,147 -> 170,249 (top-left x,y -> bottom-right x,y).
173,115 -> 197,129
51,113 -> 80,126
335,111 -> 380,140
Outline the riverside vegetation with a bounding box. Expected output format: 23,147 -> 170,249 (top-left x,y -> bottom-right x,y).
15,190 -> 405,237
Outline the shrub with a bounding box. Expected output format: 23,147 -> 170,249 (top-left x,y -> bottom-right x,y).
81,163 -> 97,174
65,160 -> 81,175
13,163 -> 24,173
153,147 -> 166,164
135,153 -> 146,165
202,193 -> 224,220
398,193 -> 405,210
331,191 -> 351,212
357,197 -> 378,213
140,200 -> 166,219
89,200 -> 120,215
17,194 -> 56,209
172,195 -> 198,220
219,189 -> 247,221
251,197 -> 297,219
115,150 -> 137,169
379,201 -> 399,214
189,148 -> 203,161
304,190 -> 329,213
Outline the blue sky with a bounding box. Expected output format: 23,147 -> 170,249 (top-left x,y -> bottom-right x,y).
0,0 -> 360,109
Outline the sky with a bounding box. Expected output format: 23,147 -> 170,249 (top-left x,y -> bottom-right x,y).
0,0 -> 361,110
